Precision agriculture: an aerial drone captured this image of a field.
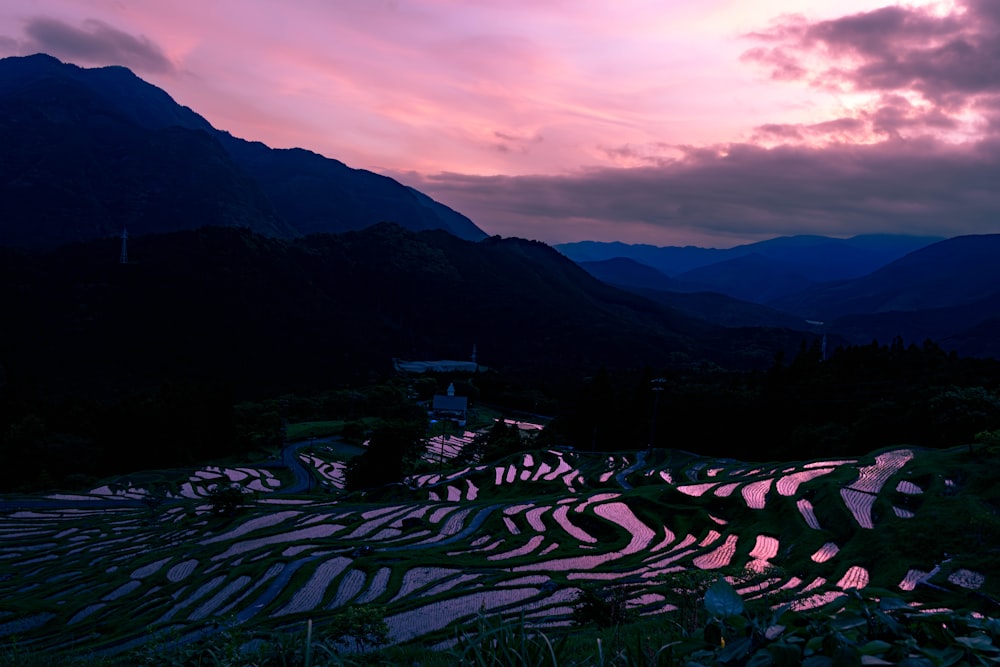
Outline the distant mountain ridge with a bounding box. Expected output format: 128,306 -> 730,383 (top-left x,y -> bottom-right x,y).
672,253 -> 817,303
566,234 -> 1000,358
576,257 -> 814,331
0,53 -> 486,247
556,234 -> 943,282
770,235 -> 1000,318
763,235 -> 1000,357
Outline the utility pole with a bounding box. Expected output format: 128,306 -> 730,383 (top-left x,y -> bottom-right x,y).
119,227 -> 128,264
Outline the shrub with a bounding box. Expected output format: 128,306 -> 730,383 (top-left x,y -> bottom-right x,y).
571,584 -> 636,629
206,482 -> 251,515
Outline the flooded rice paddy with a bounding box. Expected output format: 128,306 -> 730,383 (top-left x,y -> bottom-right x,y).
0,446 -> 987,655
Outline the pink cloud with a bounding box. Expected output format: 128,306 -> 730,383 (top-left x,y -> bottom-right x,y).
744,1 -> 1000,123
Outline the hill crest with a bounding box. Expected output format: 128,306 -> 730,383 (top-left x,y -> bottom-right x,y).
0,53 -> 487,247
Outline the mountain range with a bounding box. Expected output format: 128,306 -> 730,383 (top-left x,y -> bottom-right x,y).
2,52 -> 1000,374
0,54 -> 485,247
560,235 -> 1000,358
556,234 -> 942,283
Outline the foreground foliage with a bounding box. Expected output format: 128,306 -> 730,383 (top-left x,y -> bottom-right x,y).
4,582 -> 997,666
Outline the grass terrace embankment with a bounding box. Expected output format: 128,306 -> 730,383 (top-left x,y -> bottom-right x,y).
0,443 -> 997,660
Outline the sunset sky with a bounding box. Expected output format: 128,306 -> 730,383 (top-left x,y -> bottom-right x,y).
2,1 -> 998,247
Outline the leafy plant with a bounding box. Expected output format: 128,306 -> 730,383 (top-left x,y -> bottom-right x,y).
450,612 -> 566,667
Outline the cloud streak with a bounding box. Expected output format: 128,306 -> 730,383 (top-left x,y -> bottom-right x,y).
21,17 -> 174,75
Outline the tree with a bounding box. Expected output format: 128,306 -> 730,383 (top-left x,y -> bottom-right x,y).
929,386 -> 1000,446
345,419 -> 425,490
462,419 -> 522,463
206,483 -> 250,516
326,605 -> 388,653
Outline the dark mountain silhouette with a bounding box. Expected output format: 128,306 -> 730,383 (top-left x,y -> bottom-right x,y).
577,257 -> 679,291
635,289 -> 811,330
556,234 -> 941,283
577,256 -> 809,330
672,253 -> 817,302
771,235 -> 1000,319
0,224 -> 813,406
557,241 -> 721,276
759,235 -> 1000,357
568,234 -> 1000,357
827,294 -> 1000,359
0,54 -> 486,248
944,316 -> 1000,359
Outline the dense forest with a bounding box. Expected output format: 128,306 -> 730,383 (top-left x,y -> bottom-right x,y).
4,334 -> 1000,493
548,337 -> 1000,459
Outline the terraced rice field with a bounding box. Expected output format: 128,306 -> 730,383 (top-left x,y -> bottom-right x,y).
0,445 -> 992,657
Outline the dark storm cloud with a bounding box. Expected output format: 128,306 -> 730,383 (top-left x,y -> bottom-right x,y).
407,136 -> 1000,243
22,17 -> 174,75
744,1 -> 1000,112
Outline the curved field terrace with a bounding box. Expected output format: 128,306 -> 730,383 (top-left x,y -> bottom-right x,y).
0,445 -> 993,657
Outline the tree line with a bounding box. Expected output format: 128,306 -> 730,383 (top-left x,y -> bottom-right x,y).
544,338 -> 1000,460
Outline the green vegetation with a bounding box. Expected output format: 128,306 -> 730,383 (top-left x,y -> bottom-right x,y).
6,337 -> 1000,494
3,581 -> 997,666
325,605 -> 389,654
547,339 -> 1000,458
286,421 -> 347,442
206,482 -> 253,516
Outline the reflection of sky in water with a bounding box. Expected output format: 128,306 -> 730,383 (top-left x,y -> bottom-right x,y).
741,478 -> 772,509
797,498 -> 821,530
776,468 -> 834,496
849,450 -> 913,494
14,439 -> 981,651
841,488 -> 876,529
676,482 -> 716,497
552,505 -> 597,543
513,501 -> 654,572
947,569 -> 984,590
811,542 -> 839,563
692,534 -> 738,569
837,565 -> 869,590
